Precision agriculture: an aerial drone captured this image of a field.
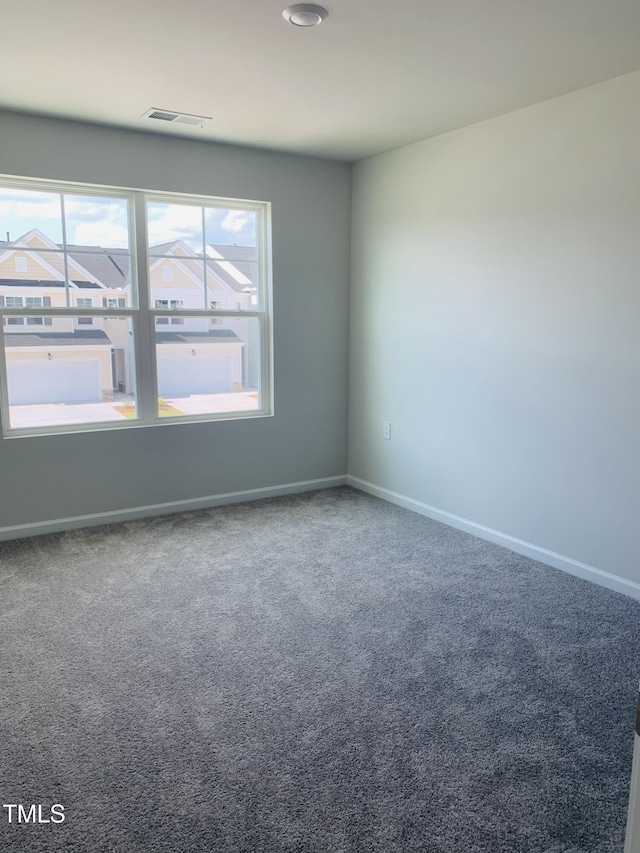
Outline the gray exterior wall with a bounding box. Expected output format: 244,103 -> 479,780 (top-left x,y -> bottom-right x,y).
349,70 -> 640,588
0,110 -> 351,527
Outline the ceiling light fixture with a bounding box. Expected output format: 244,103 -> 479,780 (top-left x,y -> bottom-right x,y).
282,4 -> 328,27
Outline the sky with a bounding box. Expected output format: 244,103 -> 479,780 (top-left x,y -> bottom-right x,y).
0,188 -> 257,252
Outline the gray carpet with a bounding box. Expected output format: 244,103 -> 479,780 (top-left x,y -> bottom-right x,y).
0,486 -> 638,852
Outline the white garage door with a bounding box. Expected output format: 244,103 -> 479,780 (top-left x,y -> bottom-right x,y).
7,360 -> 102,405
157,357 -> 232,396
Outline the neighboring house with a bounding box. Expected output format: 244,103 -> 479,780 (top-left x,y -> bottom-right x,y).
148,240 -> 259,396
0,230 -> 257,406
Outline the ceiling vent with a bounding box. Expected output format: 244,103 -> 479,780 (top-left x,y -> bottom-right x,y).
143,108 -> 211,127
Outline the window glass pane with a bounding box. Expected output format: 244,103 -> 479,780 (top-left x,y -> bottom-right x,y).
147,202 -> 204,256
63,194 -> 130,251
0,180 -> 269,434
154,316 -> 261,418
204,207 -> 257,248
4,317 -> 137,429
149,255 -> 205,310
0,187 -> 63,244
205,253 -> 258,310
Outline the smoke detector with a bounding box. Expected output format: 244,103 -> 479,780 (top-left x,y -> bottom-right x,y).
282,4 -> 328,27
142,108 -> 211,128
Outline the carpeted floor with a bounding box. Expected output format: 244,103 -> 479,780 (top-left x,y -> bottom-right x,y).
0,486 -> 638,852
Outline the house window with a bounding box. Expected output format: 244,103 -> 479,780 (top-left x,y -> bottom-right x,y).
0,176 -> 271,435
154,299 -> 184,325
6,297 -> 24,326
3,296 -> 46,326
26,298 -> 44,327
76,297 -> 94,325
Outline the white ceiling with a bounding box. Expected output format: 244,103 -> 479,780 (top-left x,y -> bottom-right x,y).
3,0 -> 640,161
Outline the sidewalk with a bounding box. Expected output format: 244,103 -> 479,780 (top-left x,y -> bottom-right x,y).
8,391 -> 260,429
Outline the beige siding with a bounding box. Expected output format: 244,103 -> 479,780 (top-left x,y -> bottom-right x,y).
150,259 -> 202,292
0,251 -> 61,280
104,318 -> 130,344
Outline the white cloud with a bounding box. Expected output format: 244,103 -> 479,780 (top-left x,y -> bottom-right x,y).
64,199 -> 130,248
71,221 -> 130,248
147,204 -> 202,249
221,210 -> 250,234
0,194 -> 62,241
0,190 -> 61,220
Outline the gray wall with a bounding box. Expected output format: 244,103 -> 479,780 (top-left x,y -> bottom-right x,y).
0,110 -> 351,527
349,70 -> 640,586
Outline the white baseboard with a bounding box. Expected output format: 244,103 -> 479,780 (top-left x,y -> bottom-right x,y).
347,475 -> 640,602
0,475 -> 348,542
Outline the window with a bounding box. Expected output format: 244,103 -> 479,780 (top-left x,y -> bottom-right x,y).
154,299 -> 184,325
0,177 -> 271,435
5,297 -> 23,326
14,256 -> 27,273
103,298 -> 126,309
2,296 -> 49,327
76,297 -> 94,325
26,298 -> 44,326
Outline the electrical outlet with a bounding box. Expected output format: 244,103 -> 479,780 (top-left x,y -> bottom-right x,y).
383,421 -> 391,440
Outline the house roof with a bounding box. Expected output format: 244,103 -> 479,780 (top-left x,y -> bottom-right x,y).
0,278 -> 102,289
66,246 -> 130,290
207,245 -> 256,294
155,330 -> 241,344
148,241 -> 256,294
0,233 -> 253,293
148,241 -> 176,255
4,331 -> 112,347
0,278 -> 65,289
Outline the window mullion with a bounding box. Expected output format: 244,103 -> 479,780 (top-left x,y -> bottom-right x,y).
0,316 -> 10,432
133,192 -> 157,423
201,207 -> 208,309
59,193 -> 71,308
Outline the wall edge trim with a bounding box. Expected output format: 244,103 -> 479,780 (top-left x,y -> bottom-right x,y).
0,475 -> 348,541
347,475 -> 640,601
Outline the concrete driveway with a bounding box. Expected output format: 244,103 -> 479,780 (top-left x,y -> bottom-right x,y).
8,391 -> 259,429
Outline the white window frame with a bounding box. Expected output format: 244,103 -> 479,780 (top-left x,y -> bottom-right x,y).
154,299 -> 184,326
0,176 -> 273,438
76,297 -> 94,326
5,297 -> 24,325
4,296 -> 46,327
210,300 -> 223,325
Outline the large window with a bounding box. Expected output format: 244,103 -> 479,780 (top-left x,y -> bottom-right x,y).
0,178 -> 272,435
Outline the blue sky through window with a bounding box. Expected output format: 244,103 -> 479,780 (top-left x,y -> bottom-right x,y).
0,189 -> 256,251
